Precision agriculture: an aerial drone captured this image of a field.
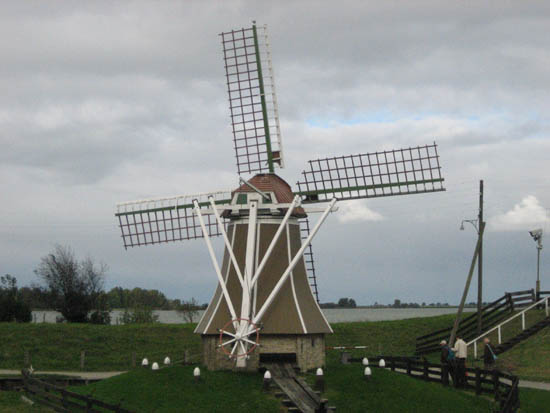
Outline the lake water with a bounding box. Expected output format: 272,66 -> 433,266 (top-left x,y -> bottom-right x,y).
31,307 -> 474,325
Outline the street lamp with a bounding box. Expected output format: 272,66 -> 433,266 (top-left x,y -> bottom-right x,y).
460,219 -> 479,234
529,229 -> 543,297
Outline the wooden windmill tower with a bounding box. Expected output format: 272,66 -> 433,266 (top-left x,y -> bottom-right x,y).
115,22 -> 446,371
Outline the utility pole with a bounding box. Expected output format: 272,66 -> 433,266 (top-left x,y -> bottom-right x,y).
477,180 -> 484,335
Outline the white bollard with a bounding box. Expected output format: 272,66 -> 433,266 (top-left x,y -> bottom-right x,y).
151,362 -> 159,371
164,357 -> 171,365
362,357 -> 369,366
193,367 -> 201,381
364,366 -> 372,380
141,358 -> 149,367
379,359 -> 385,367
315,368 -> 325,392
263,370 -> 272,391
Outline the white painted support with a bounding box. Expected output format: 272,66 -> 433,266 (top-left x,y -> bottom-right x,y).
498,326 -> 501,344
236,201 -> 258,368
522,312 -> 525,330
250,195 -> 301,288
193,200 -> 238,323
208,197 -> 244,288
474,341 -> 477,359
253,198 -> 337,326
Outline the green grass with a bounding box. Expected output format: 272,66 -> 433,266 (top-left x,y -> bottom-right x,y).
0,390 -> 52,412
518,388 -> 550,412
496,326 -> 550,383
69,365 -> 281,413
0,323 -> 200,371
309,364 -> 495,412
1,312 -> 549,382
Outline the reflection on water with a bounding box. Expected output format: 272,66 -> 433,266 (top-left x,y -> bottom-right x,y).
31,307 -> 474,325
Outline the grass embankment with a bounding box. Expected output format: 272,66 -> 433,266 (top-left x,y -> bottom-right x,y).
1,312 -> 548,381
1,313 -> 549,412
0,315 -> 458,371
0,323 -> 200,371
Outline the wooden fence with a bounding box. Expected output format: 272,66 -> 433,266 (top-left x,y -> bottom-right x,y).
415,289 -> 545,355
22,369 -> 134,413
348,356 -> 519,413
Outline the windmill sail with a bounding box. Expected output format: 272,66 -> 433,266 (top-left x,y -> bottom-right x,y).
295,142 -> 445,203
115,191 -> 232,248
299,217 -> 320,303
220,23 -> 284,175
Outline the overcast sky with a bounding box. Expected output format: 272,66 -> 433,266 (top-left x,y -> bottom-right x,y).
1,1 -> 549,306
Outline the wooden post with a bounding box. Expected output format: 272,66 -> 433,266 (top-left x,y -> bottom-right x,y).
477,180 -> 484,336
340,352 -> 350,364
390,357 -> 395,372
441,364 -> 449,386
80,351 -> 86,370
506,293 -> 514,312
493,370 -> 500,402
131,352 -> 136,368
423,359 -> 429,380
475,367 -> 481,395
450,222 -> 485,346
86,395 -> 93,413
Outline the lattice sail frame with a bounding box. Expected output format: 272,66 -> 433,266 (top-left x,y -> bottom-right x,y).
296,143 -> 445,203
115,191 -> 232,248
220,23 -> 283,175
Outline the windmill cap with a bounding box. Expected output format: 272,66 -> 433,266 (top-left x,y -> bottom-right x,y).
232,173 -> 306,216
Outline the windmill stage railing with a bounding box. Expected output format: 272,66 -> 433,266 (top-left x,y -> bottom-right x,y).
468,294 -> 549,358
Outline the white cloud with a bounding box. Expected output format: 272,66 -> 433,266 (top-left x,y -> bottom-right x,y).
337,201 -> 384,223
490,196 -> 548,231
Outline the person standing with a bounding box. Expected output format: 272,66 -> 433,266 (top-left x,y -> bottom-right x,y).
483,337 -> 496,370
453,336 -> 468,388
440,340 -> 456,386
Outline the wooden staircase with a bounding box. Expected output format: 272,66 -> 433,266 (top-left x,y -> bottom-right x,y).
265,363 -> 335,413
494,316 -> 550,355
415,289 -> 549,355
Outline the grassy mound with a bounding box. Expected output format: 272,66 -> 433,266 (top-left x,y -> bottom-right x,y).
68,363 -> 496,413
70,365 -> 280,413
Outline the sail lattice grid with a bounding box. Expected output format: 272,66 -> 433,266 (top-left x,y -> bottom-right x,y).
115,191 -> 232,248
296,143 -> 445,203
220,24 -> 283,174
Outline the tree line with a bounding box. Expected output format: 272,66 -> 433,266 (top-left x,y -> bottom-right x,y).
2,245 -> 205,324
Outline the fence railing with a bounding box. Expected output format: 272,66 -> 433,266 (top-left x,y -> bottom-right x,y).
415,289 -> 541,355
348,355 -> 519,413
22,369 -> 134,413
467,295 -> 549,358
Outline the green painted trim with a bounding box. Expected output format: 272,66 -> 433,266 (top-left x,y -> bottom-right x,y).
252,23 -> 274,173
115,198 -> 232,217
294,178 -> 445,196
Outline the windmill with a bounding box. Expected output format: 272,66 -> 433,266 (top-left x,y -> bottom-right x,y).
115,22 -> 446,371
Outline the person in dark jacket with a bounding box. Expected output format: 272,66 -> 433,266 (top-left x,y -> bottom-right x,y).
440,340 -> 455,385
483,337 -> 496,370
